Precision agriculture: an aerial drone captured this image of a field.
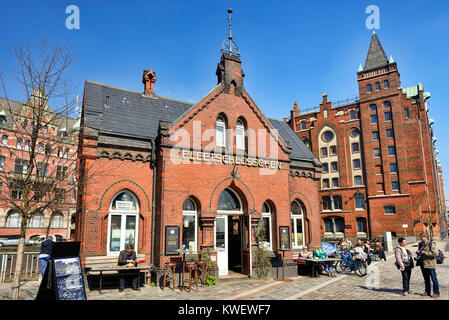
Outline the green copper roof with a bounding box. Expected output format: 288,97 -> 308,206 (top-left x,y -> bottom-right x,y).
432,137 -> 437,143
389,55 -> 395,63
358,64 -> 363,72
0,110 -> 5,116
429,118 -> 434,126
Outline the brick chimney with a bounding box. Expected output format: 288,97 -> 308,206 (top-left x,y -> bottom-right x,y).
142,68 -> 157,95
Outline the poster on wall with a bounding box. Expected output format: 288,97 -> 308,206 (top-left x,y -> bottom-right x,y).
279,226 -> 290,250
165,225 -> 180,255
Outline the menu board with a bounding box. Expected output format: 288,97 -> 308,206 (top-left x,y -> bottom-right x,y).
53,257 -> 86,300
165,225 -> 180,255
279,226 -> 290,250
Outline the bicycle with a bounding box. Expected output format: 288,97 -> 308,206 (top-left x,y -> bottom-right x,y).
335,249 -> 367,277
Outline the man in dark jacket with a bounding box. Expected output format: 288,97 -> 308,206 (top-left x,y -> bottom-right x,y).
118,244 -> 138,292
39,236 -> 54,276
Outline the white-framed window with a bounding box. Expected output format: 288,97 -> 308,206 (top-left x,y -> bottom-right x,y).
63,148 -> 69,159
16,138 -> 23,150
216,116 -> 226,148
107,191 -> 139,255
5,210 -> 21,228
291,200 -> 305,248
182,198 -> 198,252
58,147 -> 63,158
258,202 -> 272,249
384,205 -> 396,215
28,213 -> 44,228
51,212 -> 64,228
324,217 -> 345,239
24,140 -> 30,151
38,142 -> 44,154
236,119 -> 245,151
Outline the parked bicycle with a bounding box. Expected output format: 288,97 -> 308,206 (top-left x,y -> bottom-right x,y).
335,249 -> 367,277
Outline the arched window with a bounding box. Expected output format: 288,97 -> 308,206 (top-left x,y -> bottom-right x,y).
51,212 -> 64,228
28,212 -> 44,228
375,82 -> 381,91
182,198 -> 198,252
217,189 -> 241,212
350,110 -> 356,120
5,210 -> 21,228
369,104 -> 377,112
1,135 -> 7,145
108,191 -> 140,254
291,200 -> 305,248
383,101 -> 391,108
383,80 -> 390,89
216,116 -> 226,148
258,202 -> 272,249
236,119 -> 245,151
322,131 -> 334,142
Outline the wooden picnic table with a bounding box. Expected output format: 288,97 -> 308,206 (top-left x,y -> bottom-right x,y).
297,257 -> 340,278
88,265 -> 152,294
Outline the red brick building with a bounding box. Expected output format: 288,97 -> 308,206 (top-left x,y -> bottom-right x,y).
75,16 -> 322,277
0,92 -> 78,240
288,32 -> 447,241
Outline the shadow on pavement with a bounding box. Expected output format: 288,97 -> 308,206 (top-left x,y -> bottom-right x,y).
358,285 -> 403,295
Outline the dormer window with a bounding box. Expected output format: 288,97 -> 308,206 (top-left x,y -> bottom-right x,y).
60,128 -> 68,138
0,111 -> 6,124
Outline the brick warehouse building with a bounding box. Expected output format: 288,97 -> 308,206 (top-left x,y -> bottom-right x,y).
75,14 -> 322,278
288,32 -> 447,241
0,91 -> 78,240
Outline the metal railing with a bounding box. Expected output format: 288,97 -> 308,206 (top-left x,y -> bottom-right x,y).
0,252 -> 41,283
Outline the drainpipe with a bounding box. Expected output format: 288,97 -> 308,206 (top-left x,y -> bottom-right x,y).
150,139 -> 157,267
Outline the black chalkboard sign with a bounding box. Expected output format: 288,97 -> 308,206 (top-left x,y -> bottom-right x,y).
279,226 -> 290,250
165,225 -> 180,255
36,242 -> 86,300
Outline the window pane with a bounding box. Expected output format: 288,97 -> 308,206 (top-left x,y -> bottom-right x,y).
236,128 -> 244,150
321,147 -> 328,157
332,178 -> 339,187
390,163 -> 398,173
388,146 -> 396,156
357,218 -> 367,232
112,192 -> 137,211
331,162 -> 338,171
301,121 -> 306,130
352,143 -> 359,153
330,146 -> 337,155
384,206 -> 396,214
182,215 -> 196,251
374,148 -> 381,158
369,104 -> 377,111
392,181 -> 399,191
353,159 -> 361,169
258,217 -> 271,246
383,101 -> 391,108
218,189 -> 240,211
216,125 -> 224,147
372,131 -> 379,140
295,218 -> 303,246
404,108 -> 410,118
375,82 -> 381,90
350,110 -> 356,120
355,194 -> 365,209
290,201 -> 302,214
215,217 -> 225,249
385,112 -> 392,121
355,176 -> 362,185
386,128 -> 394,138
335,218 -> 345,233
109,215 -> 122,252
384,80 -> 390,89
322,163 -> 329,172
125,215 -> 136,248
183,198 -> 196,211
371,115 -> 378,124
324,219 -> 333,233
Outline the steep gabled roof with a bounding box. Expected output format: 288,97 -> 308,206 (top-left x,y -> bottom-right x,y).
364,32 -> 389,71
267,118 -> 317,162
83,80 -> 193,139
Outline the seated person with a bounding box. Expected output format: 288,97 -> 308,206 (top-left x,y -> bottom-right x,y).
353,243 -> 368,261
298,245 -> 313,259
118,244 -> 139,292
373,238 -> 387,261
313,245 -> 334,277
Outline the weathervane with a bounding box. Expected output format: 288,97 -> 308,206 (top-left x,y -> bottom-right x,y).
220,8 -> 240,56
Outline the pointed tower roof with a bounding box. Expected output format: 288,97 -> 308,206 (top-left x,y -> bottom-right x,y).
364,32 -> 389,71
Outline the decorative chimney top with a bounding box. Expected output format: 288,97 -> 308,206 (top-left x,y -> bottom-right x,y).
142,68 -> 157,95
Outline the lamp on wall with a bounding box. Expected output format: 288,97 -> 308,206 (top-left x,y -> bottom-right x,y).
231,166 -> 240,179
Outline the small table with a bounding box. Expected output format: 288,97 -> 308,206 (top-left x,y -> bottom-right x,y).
299,258 -> 340,278
89,265 -> 151,294
177,250 -> 199,291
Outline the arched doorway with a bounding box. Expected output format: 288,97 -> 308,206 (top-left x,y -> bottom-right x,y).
107,190 -> 140,255
215,188 -> 248,276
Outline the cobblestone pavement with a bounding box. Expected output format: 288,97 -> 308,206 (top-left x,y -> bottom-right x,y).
1,241 -> 447,300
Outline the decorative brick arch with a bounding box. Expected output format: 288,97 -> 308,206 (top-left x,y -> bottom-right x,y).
290,192 -> 314,218
208,177 -> 255,214
98,179 -> 151,212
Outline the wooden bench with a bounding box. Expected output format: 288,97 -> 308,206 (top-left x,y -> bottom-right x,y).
84,255 -> 151,293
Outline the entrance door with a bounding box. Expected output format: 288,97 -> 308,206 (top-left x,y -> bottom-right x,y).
215,215 -> 228,276
228,216 -> 242,273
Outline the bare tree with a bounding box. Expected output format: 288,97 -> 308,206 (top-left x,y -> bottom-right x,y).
0,39 -> 78,300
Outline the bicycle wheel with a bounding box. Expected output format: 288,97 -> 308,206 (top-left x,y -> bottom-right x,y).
354,260 -> 367,277
335,260 -> 348,274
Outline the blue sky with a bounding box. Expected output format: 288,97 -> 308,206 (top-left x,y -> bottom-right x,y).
1,0 -> 449,199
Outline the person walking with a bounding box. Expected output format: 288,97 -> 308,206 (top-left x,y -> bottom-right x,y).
394,238 -> 414,296
39,235 -> 54,276
416,233 -> 440,298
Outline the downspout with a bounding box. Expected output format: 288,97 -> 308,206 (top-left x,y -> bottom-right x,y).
150,139 -> 157,267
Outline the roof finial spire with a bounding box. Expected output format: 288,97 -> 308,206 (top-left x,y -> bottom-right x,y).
220,8 -> 240,56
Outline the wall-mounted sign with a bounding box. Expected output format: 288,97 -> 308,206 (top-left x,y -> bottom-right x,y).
402,224 -> 408,228
165,226 -> 180,255
115,201 -> 133,211
279,226 -> 290,250
181,150 -> 282,170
